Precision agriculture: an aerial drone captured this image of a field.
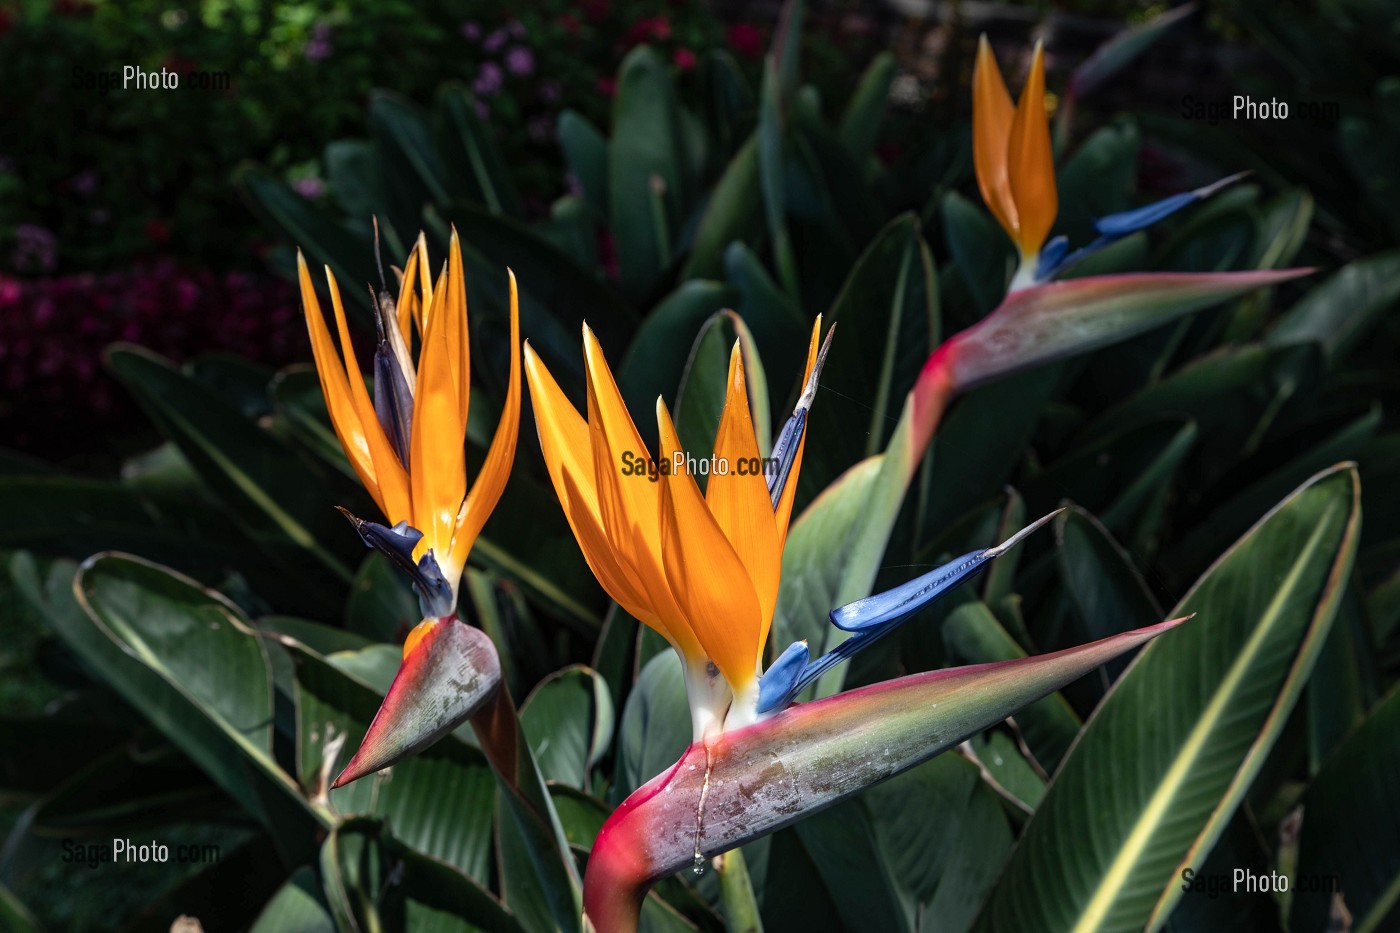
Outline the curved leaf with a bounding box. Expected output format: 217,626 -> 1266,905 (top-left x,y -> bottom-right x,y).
519,665 -> 615,790
321,818 -> 523,933
69,554 -> 325,862
975,464 -> 1361,933
1292,685 -> 1400,932
610,46 -> 687,299
1268,250 -> 1400,359
106,345 -> 354,582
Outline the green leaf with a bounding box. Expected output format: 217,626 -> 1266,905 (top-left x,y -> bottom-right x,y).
674,311 -> 772,467
0,717 -> 127,798
370,90 -> 448,248
1064,7 -> 1196,101
1156,185 -> 1257,275
976,464 -> 1361,933
20,740 -> 222,835
803,214 -> 938,492
758,58 -> 797,296
256,615 -> 372,656
250,866 -> 335,933
471,689 -> 584,933
773,393 -> 926,693
1340,78 -> 1400,242
716,845 -> 763,933
546,195 -> 598,268
618,281 -> 738,444
285,639 -> 496,885
0,475 -> 227,569
321,818 -> 523,933
237,167 -> 377,318
610,46 -> 687,300
105,345 -> 354,583
1305,579 -> 1368,772
0,884 -> 40,933
119,835 -> 289,933
1292,685 -> 1400,933
1221,187 -> 1315,343
1250,188 -> 1314,271
519,666 -> 615,790
866,754 -> 1014,933
942,190 -> 1011,316
269,365 -> 359,480
63,554 -> 325,862
790,801 -> 910,933
1054,123 -> 1140,247
1055,506 -> 1162,656
838,53 -> 896,168
699,49 -> 753,160
616,650 -> 691,798
185,352 -> 275,418
673,312 -> 736,468
443,199 -> 634,340
919,365 -> 1060,537
325,138 -> 385,224
1168,407 -> 1380,578
324,643 -> 402,695
1025,417 -> 1197,536
495,782 -> 584,933
558,110 -> 609,219
438,83 -> 524,217
942,601 -> 1083,773
967,731 -> 1046,812
344,551 -> 418,644
721,242 -> 809,393
683,136 -> 764,281
1268,250 -> 1400,359
1086,343 -> 1320,451
472,457 -> 606,633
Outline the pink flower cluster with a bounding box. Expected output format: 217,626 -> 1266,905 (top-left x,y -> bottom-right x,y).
0,261 -> 306,454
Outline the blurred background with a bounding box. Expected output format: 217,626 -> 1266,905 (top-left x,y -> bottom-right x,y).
3,0 -> 1399,930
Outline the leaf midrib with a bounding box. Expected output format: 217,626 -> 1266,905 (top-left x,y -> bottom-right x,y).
1068,516 -> 1332,933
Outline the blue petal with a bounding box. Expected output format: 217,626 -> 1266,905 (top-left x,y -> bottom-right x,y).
337,509 -> 455,618
829,549 -> 989,632
1035,235 -> 1113,282
779,510 -> 1063,704
1092,192 -> 1197,238
756,640 -> 811,714
767,325 -> 836,509
412,551 -> 456,619
1092,172 -> 1249,238
1035,236 -> 1070,281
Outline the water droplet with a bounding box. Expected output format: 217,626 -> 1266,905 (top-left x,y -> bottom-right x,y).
692,855 -> 706,875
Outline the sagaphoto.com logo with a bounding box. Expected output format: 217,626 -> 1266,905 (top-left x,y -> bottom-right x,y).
71,57 -> 232,96
61,837 -> 222,870
618,450 -> 780,483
